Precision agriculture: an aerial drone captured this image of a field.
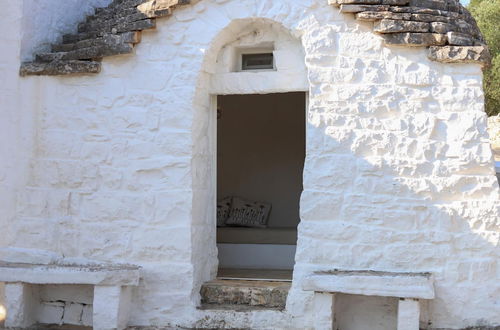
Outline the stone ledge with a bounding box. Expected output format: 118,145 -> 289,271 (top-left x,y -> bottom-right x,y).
428,45 -> 492,66
302,270 -> 435,299
19,60 -> 101,76
0,261 -> 141,286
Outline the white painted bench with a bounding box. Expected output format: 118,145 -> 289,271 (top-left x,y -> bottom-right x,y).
0,261 -> 141,330
302,270 -> 435,330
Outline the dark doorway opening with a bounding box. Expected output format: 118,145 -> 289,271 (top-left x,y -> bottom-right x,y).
216,92 -> 306,275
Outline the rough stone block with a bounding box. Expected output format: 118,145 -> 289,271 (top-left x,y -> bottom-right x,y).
339,4 -> 389,13
409,0 -> 447,11
37,301 -> 65,325
4,283 -> 37,328
374,19 -> 430,33
447,31 -> 475,46
430,22 -> 454,34
19,60 -> 101,76
62,302 -> 84,325
382,32 -> 447,46
356,11 -> 412,21
0,248 -> 61,265
337,0 -> 382,4
200,280 -> 290,310
314,293 -> 336,330
397,299 -> 420,330
39,284 -> 94,305
93,285 -> 132,330
82,304 -> 93,327
428,46 -> 491,65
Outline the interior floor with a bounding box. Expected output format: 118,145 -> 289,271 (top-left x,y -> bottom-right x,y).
217,268 -> 293,282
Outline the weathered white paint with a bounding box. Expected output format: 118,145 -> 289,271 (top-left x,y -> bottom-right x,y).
0,262 -> 140,286
93,285 -> 132,330
0,0 -> 499,329
314,292 -> 336,330
398,299 -> 421,330
0,0 -> 37,314
4,283 -> 38,328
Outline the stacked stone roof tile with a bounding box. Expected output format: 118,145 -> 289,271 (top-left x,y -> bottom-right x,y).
20,0 -> 491,76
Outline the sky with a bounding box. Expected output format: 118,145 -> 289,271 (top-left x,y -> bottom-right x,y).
461,0 -> 470,5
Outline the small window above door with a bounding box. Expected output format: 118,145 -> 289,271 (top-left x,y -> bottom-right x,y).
232,43 -> 276,72
242,53 -> 274,71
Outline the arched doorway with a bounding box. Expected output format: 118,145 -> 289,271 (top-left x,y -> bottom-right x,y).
195,18 -> 309,310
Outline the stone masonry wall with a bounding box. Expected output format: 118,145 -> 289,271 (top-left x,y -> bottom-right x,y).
19,0 -> 490,76
4,0 -> 500,329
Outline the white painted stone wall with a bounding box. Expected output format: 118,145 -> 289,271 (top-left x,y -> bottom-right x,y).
1,0 -> 499,329
0,1 -> 34,316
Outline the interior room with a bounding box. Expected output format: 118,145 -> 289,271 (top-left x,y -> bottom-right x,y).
216,92 -> 306,276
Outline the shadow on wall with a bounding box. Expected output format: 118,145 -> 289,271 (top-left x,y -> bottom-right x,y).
4,5 -> 499,329
193,17 -> 500,328
289,88 -> 500,328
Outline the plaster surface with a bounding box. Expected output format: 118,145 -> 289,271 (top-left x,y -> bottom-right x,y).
1,0 -> 499,329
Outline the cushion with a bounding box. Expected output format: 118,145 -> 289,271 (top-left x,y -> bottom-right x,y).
217,197 -> 233,227
225,197 -> 271,228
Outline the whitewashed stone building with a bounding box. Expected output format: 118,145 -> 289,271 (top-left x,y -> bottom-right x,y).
0,0 -> 499,329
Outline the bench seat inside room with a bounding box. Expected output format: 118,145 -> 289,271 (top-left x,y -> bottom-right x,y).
217,227 -> 297,270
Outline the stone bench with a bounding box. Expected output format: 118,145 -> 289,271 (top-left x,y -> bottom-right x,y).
0,261 -> 141,330
302,270 -> 435,330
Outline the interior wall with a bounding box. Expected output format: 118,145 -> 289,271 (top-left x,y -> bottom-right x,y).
217,93 -> 305,228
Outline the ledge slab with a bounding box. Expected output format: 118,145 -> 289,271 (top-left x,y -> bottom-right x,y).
20,60 -> 101,76
302,270 -> 435,299
0,262 -> 141,286
428,45 -> 491,66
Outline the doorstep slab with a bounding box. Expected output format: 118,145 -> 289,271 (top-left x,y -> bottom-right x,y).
201,279 -> 291,310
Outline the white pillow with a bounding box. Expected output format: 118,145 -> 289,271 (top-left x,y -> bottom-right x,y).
225,197 -> 271,228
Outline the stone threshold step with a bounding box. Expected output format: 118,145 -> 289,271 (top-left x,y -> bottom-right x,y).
198,304 -> 284,312
200,279 -> 291,310
217,268 -> 292,282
